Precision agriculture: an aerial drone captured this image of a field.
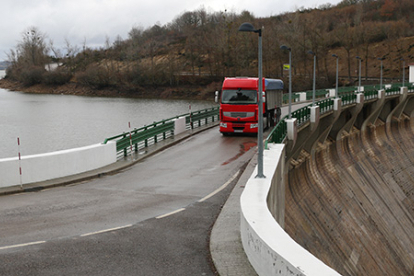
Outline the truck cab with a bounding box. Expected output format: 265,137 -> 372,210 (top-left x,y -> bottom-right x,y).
217,77 -> 283,135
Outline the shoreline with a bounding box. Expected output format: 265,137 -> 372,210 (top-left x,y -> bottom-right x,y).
0,78 -> 219,101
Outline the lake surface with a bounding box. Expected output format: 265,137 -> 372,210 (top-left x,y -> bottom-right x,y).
0,78 -> 215,158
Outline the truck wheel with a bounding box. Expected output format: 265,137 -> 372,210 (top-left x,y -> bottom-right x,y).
266,112 -> 271,129
276,107 -> 281,123
270,110 -> 275,127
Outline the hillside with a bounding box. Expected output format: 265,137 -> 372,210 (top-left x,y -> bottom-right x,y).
2,0 -> 414,97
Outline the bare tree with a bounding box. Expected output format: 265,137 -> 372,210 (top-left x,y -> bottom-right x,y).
17,27 -> 49,67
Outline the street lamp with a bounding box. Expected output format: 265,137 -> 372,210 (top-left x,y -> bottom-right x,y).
356,56 -> 362,92
332,54 -> 339,98
308,50 -> 316,106
239,22 -> 265,178
281,45 -> 292,119
378,57 -> 384,90
401,58 -> 405,87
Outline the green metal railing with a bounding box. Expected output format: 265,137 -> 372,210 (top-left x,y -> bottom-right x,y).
363,90 -> 378,100
306,89 -> 329,100
385,87 -> 400,96
282,93 -> 300,104
266,90 -> 359,147
265,116 -> 288,147
317,98 -> 334,114
266,81 -> 414,147
104,106 -> 219,157
340,92 -> 357,105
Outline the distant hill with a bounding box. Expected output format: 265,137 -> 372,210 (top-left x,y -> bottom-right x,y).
3,0 -> 414,94
0,61 -> 10,70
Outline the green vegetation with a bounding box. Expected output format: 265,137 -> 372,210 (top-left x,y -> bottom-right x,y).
5,0 -> 414,94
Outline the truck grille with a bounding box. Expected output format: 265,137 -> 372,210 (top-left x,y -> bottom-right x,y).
223,112 -> 254,118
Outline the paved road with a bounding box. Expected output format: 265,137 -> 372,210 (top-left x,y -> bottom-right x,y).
0,102 -> 308,275
0,127 -> 257,275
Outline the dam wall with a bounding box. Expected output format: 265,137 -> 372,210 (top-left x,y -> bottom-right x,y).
240,87 -> 414,275
285,118 -> 414,275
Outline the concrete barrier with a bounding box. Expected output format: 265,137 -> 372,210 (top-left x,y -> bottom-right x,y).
240,143 -> 340,276
0,141 -> 117,188
173,116 -> 187,136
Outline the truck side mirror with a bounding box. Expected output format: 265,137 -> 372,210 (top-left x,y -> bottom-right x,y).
215,91 -> 219,103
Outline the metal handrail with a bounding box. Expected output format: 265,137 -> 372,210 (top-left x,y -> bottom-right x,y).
266,81 -> 414,146
104,106 -> 219,157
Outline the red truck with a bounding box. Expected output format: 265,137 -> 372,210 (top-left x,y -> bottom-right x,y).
216,77 -> 284,135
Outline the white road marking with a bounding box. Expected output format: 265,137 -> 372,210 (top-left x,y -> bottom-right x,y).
0,241 -> 46,251
156,208 -> 186,219
198,170 -> 240,203
80,224 -> 133,237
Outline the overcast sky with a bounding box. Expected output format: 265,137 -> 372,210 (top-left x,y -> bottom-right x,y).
0,0 -> 343,61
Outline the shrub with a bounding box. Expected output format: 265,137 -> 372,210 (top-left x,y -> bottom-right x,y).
42,70 -> 72,85
19,66 -> 44,86
76,65 -> 112,89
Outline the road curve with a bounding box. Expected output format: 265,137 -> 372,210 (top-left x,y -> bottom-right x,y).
0,126 -> 257,275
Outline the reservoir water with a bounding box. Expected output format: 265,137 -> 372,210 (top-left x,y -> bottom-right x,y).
0,70 -> 215,158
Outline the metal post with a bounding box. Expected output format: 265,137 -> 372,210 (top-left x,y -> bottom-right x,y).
281,45 -> 292,118
288,49 -> 292,118
402,59 -> 405,87
380,59 -> 383,90
333,54 -> 339,98
257,29 -> 264,178
356,56 -> 362,92
378,58 -> 383,90
359,59 -> 361,91
239,22 -> 265,178
312,54 -> 316,106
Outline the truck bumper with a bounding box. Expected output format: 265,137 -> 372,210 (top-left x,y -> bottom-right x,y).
219,122 -> 258,134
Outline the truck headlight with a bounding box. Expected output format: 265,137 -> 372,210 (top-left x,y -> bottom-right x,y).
220,123 -> 227,128
250,123 -> 258,129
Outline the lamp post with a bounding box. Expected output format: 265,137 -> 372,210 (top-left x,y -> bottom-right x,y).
308,50 -> 316,106
401,58 -> 405,87
356,56 -> 362,92
378,57 -> 383,90
332,54 -> 339,98
239,22 -> 265,178
281,45 -> 292,119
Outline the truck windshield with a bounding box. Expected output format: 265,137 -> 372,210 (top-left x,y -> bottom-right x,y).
221,89 -> 257,104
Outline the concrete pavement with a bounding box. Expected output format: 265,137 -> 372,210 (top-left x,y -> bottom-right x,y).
210,149 -> 258,276
0,121 -> 258,276
0,123 -> 217,196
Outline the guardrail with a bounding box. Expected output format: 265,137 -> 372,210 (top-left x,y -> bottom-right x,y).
364,90 -> 378,100
265,88 -> 376,147
103,106 -> 219,158
285,82 -> 410,105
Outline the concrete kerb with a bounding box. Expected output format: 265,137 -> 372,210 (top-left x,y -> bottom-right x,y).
210,147 -> 258,276
0,122 -> 219,196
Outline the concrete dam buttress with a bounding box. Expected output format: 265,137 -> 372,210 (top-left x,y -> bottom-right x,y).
285,117 -> 414,275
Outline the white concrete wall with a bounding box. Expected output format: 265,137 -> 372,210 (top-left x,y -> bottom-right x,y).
0,142 -> 116,188
240,144 -> 341,276
173,116 -> 187,136
410,65 -> 414,83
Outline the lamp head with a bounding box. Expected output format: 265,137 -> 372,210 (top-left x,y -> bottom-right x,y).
280,45 -> 291,51
238,22 -> 261,35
